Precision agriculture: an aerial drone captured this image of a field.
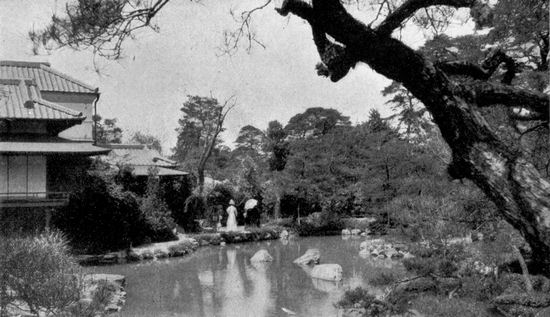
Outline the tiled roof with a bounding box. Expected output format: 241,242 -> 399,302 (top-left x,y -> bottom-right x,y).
101,144 -> 179,168
0,79 -> 84,120
131,166 -> 188,176
0,61 -> 97,94
0,136 -> 110,155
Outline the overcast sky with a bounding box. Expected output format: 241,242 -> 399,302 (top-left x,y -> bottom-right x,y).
0,0 -> 475,153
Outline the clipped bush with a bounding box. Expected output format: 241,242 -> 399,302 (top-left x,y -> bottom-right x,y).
0,232 -> 82,316
291,210 -> 345,236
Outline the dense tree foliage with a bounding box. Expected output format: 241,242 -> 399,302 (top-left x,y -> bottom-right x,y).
130,131 -> 163,154
284,107 -> 351,138
172,95 -> 234,193
93,116 -> 122,144
234,125 -> 266,154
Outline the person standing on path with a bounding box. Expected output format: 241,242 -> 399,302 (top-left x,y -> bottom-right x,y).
226,199 -> 238,231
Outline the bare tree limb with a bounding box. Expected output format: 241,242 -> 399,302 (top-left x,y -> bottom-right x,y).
376,0 -> 478,36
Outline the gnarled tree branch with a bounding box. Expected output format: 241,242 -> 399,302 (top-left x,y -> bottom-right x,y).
469,82 -> 549,121
437,49 -> 517,84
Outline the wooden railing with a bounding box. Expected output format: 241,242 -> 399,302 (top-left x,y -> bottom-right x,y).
0,192 -> 70,207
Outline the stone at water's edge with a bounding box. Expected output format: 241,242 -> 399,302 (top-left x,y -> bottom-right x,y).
360,238 -> 413,260
293,248 -> 321,266
311,277 -> 340,292
310,264 -> 343,281
359,238 -> 385,251
84,273 -> 126,286
250,249 -> 273,262
341,229 -> 351,235
351,229 -> 362,235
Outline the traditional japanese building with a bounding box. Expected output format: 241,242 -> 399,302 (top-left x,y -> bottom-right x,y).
101,143 -> 188,177
0,61 -> 109,231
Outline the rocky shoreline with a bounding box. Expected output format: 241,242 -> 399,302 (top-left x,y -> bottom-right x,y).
77,227 -> 282,266
83,274 -> 127,315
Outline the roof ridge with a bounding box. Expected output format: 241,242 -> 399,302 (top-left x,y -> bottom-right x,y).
32,97 -> 83,117
0,60 -> 51,68
39,64 -> 97,93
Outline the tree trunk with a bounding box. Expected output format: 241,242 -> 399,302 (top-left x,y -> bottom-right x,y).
274,191 -> 281,219
278,0 -> 550,275
198,168 -> 205,196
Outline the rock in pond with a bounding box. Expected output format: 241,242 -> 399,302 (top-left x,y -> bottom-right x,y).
342,229 -> 351,235
359,238 -> 385,251
250,249 -> 273,262
310,264 -> 343,281
280,229 -> 289,240
293,248 -> 321,266
351,229 -> 362,235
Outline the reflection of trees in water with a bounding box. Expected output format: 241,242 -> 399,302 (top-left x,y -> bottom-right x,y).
235,249 -> 253,298
115,237 -> 405,316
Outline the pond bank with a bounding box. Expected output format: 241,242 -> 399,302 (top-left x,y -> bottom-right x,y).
77,226 -> 282,266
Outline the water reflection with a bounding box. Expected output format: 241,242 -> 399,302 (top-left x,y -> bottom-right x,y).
91,236 -> 405,317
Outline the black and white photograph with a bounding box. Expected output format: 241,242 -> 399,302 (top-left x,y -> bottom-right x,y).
0,0 -> 549,316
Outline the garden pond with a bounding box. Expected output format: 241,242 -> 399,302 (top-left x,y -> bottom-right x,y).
88,236 -> 407,317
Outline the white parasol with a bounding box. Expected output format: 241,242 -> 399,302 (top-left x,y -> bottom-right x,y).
244,199 -> 258,210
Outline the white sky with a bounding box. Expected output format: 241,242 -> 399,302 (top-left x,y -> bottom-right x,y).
0,0 -> 476,153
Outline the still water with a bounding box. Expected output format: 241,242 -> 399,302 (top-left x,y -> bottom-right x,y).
90,236 -> 405,317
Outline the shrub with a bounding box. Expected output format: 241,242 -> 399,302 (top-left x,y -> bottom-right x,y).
139,191 -> 176,242
161,176 -> 193,226
335,287 -> 394,316
139,175 -> 177,242
181,195 -> 205,232
369,271 -> 400,287
410,295 -> 491,317
0,232 -> 82,316
291,210 -> 345,236
335,287 -> 373,309
54,171 -> 175,253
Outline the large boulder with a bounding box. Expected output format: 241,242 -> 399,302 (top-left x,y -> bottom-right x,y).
310,264 -> 343,281
342,229 -> 351,235
293,248 -> 321,266
311,278 -> 340,292
351,229 -> 362,235
250,249 -> 273,262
